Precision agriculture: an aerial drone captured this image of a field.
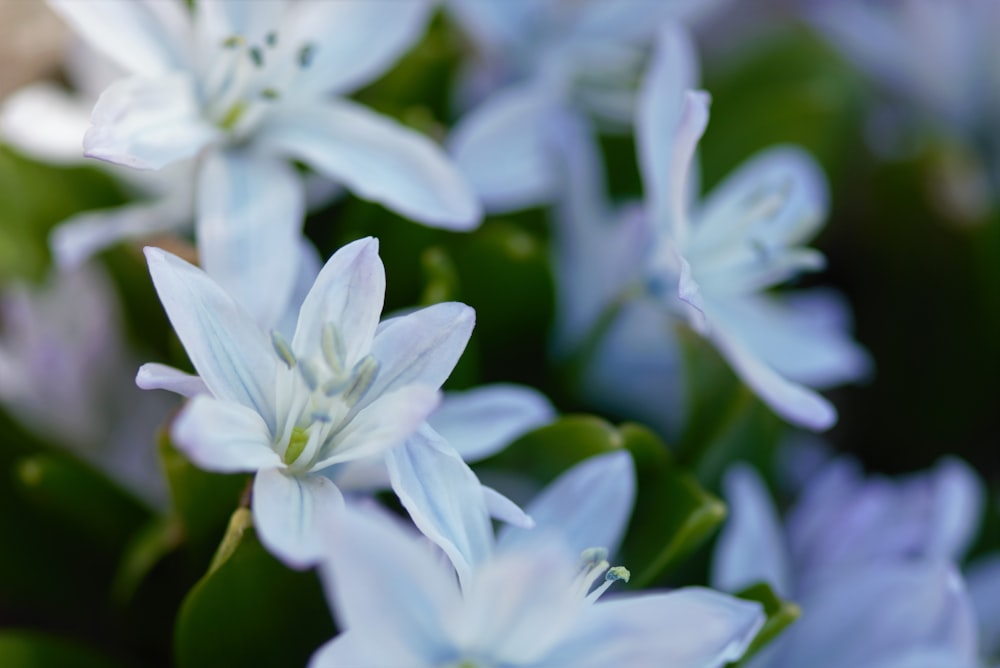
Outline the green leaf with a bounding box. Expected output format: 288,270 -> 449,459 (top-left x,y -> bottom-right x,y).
14,453 -> 150,549
0,631 -> 126,668
487,416 -> 726,585
111,516 -> 184,604
174,511 -> 334,668
728,583 -> 801,667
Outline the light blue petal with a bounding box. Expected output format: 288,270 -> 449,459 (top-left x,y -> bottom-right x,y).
446,0 -> 536,52
482,486 -> 534,529
281,0 -> 433,95
291,237 -> 384,368
428,384 -> 556,463
256,99 -> 481,229
308,632 -> 432,668
196,148 -> 304,329
385,426 -> 494,586
0,82 -> 94,165
84,73 -> 221,170
252,466 -> 345,569
136,362 -> 208,398
48,0 -> 193,77
171,395 -> 279,473
144,247 -> 278,430
448,82 -> 561,213
498,451 -> 635,557
965,552 -> 1000,660
547,588 -> 764,668
711,463 -> 793,598
367,302 -> 475,400
636,23 -> 700,237
195,0 -> 287,47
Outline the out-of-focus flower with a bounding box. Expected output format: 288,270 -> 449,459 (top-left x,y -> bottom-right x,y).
712,461 -> 982,668
312,451 -> 765,668
0,264 -> 174,507
47,0 -> 480,326
138,237 -> 481,568
446,0 -> 722,213
551,24 -> 869,434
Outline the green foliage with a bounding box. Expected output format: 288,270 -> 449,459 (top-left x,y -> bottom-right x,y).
728,583 -> 802,667
0,631 -> 126,668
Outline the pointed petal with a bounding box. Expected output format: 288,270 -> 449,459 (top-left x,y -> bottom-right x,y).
386,426 -> 494,586
498,451 -> 635,557
314,385 -> 440,469
257,99 -> 480,229
171,395 -> 279,473
292,237 -> 384,367
136,362 -> 209,398
368,302 -> 475,399
552,588 -> 764,668
48,0 -> 192,77
0,82 -> 93,165
447,83 -> 560,213
428,384 -> 555,462
50,197 -> 191,270
144,247 -> 278,429
282,0 -> 432,95
196,148 -> 303,329
711,463 -> 793,598
252,466 -> 345,569
308,633 -> 429,668
319,502 -> 459,660
637,23 -> 701,237
707,316 -> 837,431
84,73 -> 221,170
483,486 -> 534,529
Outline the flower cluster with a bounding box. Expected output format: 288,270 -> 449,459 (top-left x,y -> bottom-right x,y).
0,1 -> 998,666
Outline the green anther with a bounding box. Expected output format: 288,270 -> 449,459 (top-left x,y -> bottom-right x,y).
265,31 -> 278,47
321,377 -> 348,397
260,88 -> 280,100
298,43 -> 316,68
249,46 -> 264,67
219,101 -> 248,131
321,323 -> 345,374
222,35 -> 245,49
343,356 -> 379,406
579,547 -> 609,568
298,359 -> 320,392
284,427 -> 309,465
606,566 -> 630,583
271,331 -> 297,368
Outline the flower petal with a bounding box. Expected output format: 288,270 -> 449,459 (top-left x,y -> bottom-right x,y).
552,588 -> 764,668
711,463 -> 793,598
257,99 -> 480,229
292,237 -> 384,368
428,384 -> 556,462
447,83 -> 560,214
281,0 -> 432,95
252,466 -> 345,569
368,302 -> 475,400
171,395 -> 279,473
385,426 -> 494,586
314,385 -> 440,469
498,451 -> 635,557
196,148 -> 303,329
144,246 -> 278,430
0,82 -> 93,165
195,0 -> 287,47
636,23 -> 701,239
48,0 -> 192,77
136,362 -> 209,398
965,553 -> 1000,660
84,73 -> 222,170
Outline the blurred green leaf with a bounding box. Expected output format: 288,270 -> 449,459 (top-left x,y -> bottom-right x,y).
488,416 -> 726,585
419,245 -> 460,305
174,511 -> 334,668
0,631 -> 126,668
728,582 -> 801,667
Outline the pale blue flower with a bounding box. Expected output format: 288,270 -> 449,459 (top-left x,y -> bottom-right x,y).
446,0 -> 721,213
711,461 -> 982,668
312,451 -> 765,668
48,0 -> 481,326
0,264 -> 175,507
137,237 -> 481,568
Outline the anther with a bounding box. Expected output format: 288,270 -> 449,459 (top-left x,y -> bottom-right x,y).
606,566 -> 630,584
321,323 -> 346,375
222,35 -> 245,49
342,356 -> 379,406
265,32 -> 278,48
260,88 -> 280,100
271,331 -> 297,368
249,46 -> 264,68
297,359 -> 320,392
298,43 -> 316,68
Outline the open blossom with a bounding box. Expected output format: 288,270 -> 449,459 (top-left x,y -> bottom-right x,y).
138,237 -> 479,568
48,0 -> 480,326
313,452 -> 764,668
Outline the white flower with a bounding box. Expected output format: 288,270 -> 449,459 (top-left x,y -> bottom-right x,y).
48,0 -> 480,326
138,237 -> 476,567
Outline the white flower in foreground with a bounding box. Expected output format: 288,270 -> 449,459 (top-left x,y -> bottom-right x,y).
635,24 -> 870,430
138,237 -> 476,567
312,452 -> 764,668
48,0 -> 480,326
